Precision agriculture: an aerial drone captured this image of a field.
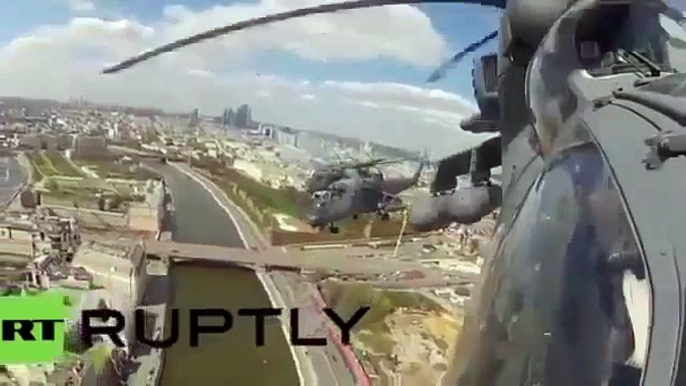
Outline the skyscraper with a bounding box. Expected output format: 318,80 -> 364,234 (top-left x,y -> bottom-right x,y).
234,104 -> 252,128
222,108 -> 235,126
189,108 -> 200,127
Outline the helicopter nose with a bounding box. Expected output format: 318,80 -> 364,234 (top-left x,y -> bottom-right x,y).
306,201 -> 327,224
306,213 -> 319,225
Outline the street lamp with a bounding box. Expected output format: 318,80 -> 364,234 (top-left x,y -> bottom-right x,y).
128,267 -> 133,305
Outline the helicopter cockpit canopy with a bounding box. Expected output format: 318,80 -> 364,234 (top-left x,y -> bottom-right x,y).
312,190 -> 332,202
329,181 -> 348,198
526,0 -> 686,156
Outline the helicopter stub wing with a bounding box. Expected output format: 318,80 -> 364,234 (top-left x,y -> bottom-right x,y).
432,135 -> 501,193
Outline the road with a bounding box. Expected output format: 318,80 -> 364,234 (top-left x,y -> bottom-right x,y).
271,273 -> 356,386
0,156 -> 27,205
168,162 -> 356,386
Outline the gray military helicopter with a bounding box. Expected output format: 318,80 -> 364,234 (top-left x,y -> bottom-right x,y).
102,0 -> 686,385
306,157 -> 403,194
306,161 -> 425,233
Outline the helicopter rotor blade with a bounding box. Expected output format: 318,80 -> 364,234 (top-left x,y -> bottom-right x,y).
329,157 -> 390,171
426,29 -> 498,83
353,158 -> 395,169
324,157 -> 407,173
102,0 -> 506,74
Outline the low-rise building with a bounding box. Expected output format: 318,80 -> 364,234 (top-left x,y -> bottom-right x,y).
0,220 -> 36,241
74,135 -> 107,159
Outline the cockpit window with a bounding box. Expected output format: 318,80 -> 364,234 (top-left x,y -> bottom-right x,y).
570,1 -> 686,76
454,143 -> 650,386
615,6 -> 669,67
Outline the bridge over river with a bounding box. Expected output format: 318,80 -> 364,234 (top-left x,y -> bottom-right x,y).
139,239 -> 459,282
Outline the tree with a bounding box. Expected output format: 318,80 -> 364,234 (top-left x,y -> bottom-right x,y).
64,324 -> 89,354
337,284 -> 376,320
88,343 -> 114,375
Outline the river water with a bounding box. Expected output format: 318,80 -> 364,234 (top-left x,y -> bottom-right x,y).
156,164 -> 299,385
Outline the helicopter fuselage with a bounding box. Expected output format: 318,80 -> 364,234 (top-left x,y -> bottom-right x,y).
451,2 -> 686,386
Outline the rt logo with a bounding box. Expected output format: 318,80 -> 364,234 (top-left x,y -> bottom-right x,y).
0,293 -> 68,364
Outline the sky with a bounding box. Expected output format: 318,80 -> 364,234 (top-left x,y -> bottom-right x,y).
0,0 -> 504,157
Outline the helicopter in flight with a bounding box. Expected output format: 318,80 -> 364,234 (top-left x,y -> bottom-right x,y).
306,160 -> 425,233
102,0 -> 686,385
306,157 -> 404,194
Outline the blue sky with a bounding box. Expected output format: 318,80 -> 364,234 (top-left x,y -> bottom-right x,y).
0,0 -> 502,155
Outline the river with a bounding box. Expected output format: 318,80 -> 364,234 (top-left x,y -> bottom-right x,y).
155,163 -> 299,385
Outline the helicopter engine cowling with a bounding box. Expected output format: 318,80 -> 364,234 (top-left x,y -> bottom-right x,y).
410,194 -> 450,232
411,184 -> 502,232
445,184 -> 501,224
307,170 -> 344,193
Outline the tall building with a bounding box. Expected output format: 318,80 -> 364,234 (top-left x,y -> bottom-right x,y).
222,108 -> 235,127
234,104 -> 252,128
189,108 -> 200,127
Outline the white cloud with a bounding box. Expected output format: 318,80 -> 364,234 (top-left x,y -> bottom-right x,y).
188,69 -> 215,79
323,80 -> 477,117
156,1 -> 448,68
66,0 -> 96,12
0,2 -> 489,156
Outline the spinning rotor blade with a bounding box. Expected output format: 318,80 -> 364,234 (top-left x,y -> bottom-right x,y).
352,158 -> 401,169
328,157 -> 404,171
102,0 -> 506,74
331,157 -> 385,169
426,29 -> 498,83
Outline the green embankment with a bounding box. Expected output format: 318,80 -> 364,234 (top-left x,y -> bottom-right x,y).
193,156 -> 306,229
27,151 -> 82,179
44,151 -> 83,177
320,282 -> 447,356
30,159 -> 43,182
205,162 -> 303,217
76,158 -> 160,181
213,176 -> 275,229
28,151 -> 57,178
28,151 -> 148,209
320,282 -> 444,332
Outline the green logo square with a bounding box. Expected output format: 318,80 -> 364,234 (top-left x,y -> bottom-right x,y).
0,293 -> 67,364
